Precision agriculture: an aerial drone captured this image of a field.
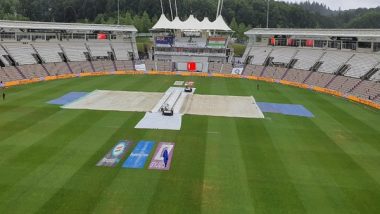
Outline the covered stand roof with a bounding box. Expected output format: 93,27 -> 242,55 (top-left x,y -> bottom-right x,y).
151,14 -> 232,31
245,28 -> 380,38
0,20 -> 137,32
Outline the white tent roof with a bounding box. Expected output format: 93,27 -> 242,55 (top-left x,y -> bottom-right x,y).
152,14 -> 232,31
152,14 -> 173,30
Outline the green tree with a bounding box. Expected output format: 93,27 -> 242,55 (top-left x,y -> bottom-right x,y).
122,12 -> 133,25
141,11 -> 152,32
230,17 -> 239,32
346,11 -> 380,28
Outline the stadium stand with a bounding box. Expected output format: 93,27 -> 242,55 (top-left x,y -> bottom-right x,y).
304,71 -> 336,87
2,22 -> 380,108
33,43 -> 63,63
67,61 -> 94,73
68,61 -> 84,74
102,60 -> 116,72
369,64 -> 380,81
344,53 -> 380,78
261,66 -> 288,79
326,75 -> 362,94
156,61 -> 172,71
122,60 -> 134,70
175,37 -> 207,48
111,42 -> 131,60
114,60 -> 126,71
2,66 -> 24,81
283,69 -> 312,83
273,67 -> 288,79
208,62 -> 223,73
60,42 -> 88,62
0,67 -> 10,82
144,60 -> 156,71
87,42 -> 112,58
314,51 -> 354,74
243,64 -> 264,76
3,43 -> 38,65
82,61 -> 95,72
351,80 -> 380,100
293,49 -> 323,70
221,63 -> 233,74
248,46 -> 272,65
92,61 -> 104,72
43,63 -> 64,75
261,66 -> 277,78
0,46 -> 11,66
269,48 -> 298,65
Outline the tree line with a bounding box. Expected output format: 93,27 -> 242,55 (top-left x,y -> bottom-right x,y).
1,0 -> 380,36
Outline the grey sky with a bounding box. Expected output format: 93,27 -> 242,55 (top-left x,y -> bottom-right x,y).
276,0 -> 380,10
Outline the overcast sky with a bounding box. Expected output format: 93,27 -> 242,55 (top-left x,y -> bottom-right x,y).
276,0 -> 380,10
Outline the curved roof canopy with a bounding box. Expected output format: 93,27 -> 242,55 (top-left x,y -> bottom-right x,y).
245,28 -> 380,38
0,20 -> 137,32
152,14 -> 232,31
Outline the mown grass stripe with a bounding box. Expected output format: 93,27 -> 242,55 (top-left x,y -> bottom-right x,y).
13,111 -> 136,214
0,111 -> 108,212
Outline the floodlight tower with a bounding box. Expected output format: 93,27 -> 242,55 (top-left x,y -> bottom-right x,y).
169,0 -> 174,20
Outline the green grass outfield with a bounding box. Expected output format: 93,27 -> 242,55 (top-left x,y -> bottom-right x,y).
1,75 -> 380,214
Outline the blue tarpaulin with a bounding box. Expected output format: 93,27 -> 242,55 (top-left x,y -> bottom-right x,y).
257,102 -> 314,118
48,92 -> 88,105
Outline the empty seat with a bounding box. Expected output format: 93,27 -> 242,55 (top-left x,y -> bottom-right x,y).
3,43 -> 37,65
123,60 -> 134,70
327,76 -> 361,93
92,61 -> 104,72
87,42 -> 112,57
17,65 -> 39,79
305,72 -> 335,87
0,67 -> 11,82
102,61 -> 116,71
283,69 -> 311,83
369,64 -> 380,81
351,80 -> 380,100
33,43 -> 63,63
261,67 -> 277,78
270,48 -> 297,64
156,61 -> 172,71
248,46 -> 272,65
293,49 -> 323,70
112,42 -> 131,60
60,42 -> 88,61
243,64 -> 264,76
208,62 -> 222,73
145,60 -> 156,71
318,51 -> 353,74
345,53 -> 380,78
0,46 -> 10,66
221,64 -> 233,74
2,66 -> 24,81
44,62 -> 72,75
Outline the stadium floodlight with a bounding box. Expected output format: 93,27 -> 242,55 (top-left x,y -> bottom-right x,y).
220,0 -> 224,16
169,0 -> 174,20
160,0 -> 164,14
216,0 -> 221,18
174,0 -> 178,17
216,0 -> 224,17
